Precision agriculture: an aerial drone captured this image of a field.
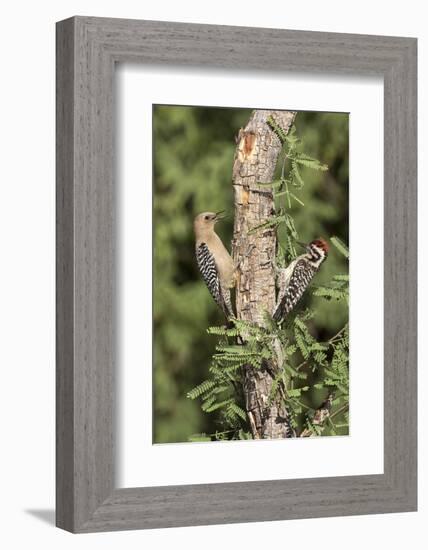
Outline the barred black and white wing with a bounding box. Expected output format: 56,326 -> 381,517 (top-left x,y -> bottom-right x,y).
273,259 -> 317,322
196,242 -> 234,318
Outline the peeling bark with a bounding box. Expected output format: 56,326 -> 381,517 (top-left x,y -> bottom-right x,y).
232,109 -> 296,439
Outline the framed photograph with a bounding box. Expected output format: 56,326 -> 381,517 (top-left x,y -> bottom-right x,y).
56,17 -> 417,532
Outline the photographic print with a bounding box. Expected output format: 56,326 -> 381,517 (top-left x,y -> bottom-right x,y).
153,105 -> 349,443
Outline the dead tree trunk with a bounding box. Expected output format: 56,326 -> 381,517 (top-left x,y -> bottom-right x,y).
232,109 -> 296,439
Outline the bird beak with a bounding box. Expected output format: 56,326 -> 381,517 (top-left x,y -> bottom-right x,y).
215,210 -> 226,221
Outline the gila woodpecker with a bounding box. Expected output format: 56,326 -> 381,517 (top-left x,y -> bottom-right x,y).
193,211 -> 235,318
273,238 -> 329,322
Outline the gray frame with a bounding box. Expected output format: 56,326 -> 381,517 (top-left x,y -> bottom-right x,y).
56,16 -> 417,533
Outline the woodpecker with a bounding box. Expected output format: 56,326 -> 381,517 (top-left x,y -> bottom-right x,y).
273,238 -> 329,322
194,211 -> 235,318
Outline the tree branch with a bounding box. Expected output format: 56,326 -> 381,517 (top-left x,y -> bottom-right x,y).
232,109 -> 296,439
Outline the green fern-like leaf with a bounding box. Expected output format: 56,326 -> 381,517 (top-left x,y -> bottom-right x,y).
295,331 -> 310,359
204,398 -> 234,413
294,317 -> 310,335
333,274 -> 349,282
207,325 -> 239,337
294,155 -> 328,171
227,402 -> 247,421
201,395 -> 217,411
256,178 -> 284,188
313,286 -> 348,301
187,380 -> 216,400
248,214 -> 286,234
284,125 -> 299,145
286,344 -> 298,356
291,161 -> 305,188
267,116 -> 290,143
288,386 -> 309,398
331,236 -> 349,259
284,213 -> 299,239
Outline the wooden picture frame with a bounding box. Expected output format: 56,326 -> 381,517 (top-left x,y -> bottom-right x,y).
56,16 -> 417,533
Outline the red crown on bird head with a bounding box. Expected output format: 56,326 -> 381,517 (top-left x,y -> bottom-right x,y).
311,238 -> 329,254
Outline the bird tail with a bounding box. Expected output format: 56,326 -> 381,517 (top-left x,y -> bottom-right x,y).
222,288 -> 235,319
272,304 -> 282,322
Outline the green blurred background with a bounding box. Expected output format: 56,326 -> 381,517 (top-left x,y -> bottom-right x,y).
153,105 -> 349,443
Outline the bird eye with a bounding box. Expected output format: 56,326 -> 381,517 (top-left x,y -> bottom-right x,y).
204,215 -> 210,220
